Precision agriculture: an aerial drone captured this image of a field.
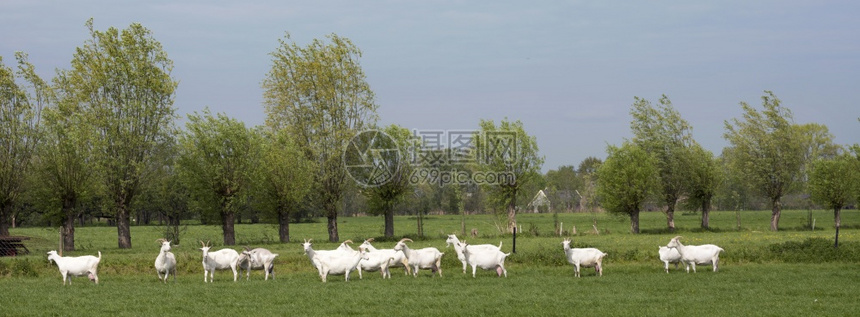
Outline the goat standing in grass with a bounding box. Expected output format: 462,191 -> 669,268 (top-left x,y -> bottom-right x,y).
446,234 -> 501,274
47,250 -> 102,285
237,247 -> 278,281
658,246 -> 681,273
666,236 -> 724,273
359,238 -> 411,276
199,241 -> 240,282
154,239 -> 177,283
561,238 -> 606,277
393,238 -> 444,277
302,239 -> 364,283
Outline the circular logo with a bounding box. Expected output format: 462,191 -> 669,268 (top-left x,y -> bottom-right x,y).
343,129 -> 402,187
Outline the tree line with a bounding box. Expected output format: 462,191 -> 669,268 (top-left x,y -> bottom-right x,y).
2,21 -> 858,251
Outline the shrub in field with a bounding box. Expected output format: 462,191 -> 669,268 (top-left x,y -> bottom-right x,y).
0,259 -> 39,277
768,238 -> 860,263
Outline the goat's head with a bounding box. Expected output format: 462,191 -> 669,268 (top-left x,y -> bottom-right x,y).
157,239 -> 172,253
666,236 -> 683,249
359,239 -> 374,250
46,250 -> 59,263
445,234 -> 459,248
199,240 -> 212,255
302,239 -> 313,254
561,238 -> 572,249
393,238 -> 412,251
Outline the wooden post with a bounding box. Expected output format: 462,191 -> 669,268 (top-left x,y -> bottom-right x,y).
512,227 -> 517,254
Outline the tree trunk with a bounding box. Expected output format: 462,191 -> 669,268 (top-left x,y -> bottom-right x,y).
62,197 -> 76,252
278,205 -> 290,243
770,199 -> 781,232
701,200 -> 710,229
384,204 -> 394,238
327,214 -> 339,242
665,201 -> 676,231
506,196 -> 517,234
834,207 -> 841,248
630,209 -> 640,234
116,204 -> 132,249
0,203 -> 10,236
221,210 -> 236,245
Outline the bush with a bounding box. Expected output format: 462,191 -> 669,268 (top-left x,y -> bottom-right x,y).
767,238 -> 860,263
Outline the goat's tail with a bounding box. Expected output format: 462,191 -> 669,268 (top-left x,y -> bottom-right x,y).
97,251 -> 102,261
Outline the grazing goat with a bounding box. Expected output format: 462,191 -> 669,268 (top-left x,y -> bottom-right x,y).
154,239 -> 177,283
359,238 -> 411,276
459,241 -> 510,278
199,241 -> 240,282
47,250 -> 101,285
393,238 -> 444,277
446,234 -> 501,274
666,236 -> 724,273
237,247 -> 278,281
301,239 -> 364,283
658,246 -> 682,273
561,238 -> 607,277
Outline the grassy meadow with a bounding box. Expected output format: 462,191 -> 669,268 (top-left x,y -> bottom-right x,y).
1,209 -> 859,316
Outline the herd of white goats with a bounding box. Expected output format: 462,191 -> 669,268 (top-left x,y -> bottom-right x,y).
44,235 -> 724,285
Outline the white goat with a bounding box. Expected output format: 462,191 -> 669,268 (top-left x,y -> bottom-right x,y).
199,241 -> 240,282
561,238 -> 607,277
154,239 -> 177,283
237,247 -> 279,281
459,241 -> 510,278
665,236 -> 724,273
357,245 -> 395,279
658,246 -> 682,273
445,234 -> 501,274
393,238 -> 444,277
301,239 -> 364,283
46,250 -> 102,285
359,238 -> 411,276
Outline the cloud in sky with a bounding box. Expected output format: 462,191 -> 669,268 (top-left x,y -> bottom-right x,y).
2,0 -> 858,171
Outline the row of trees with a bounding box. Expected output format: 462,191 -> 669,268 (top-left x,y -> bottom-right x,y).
0,21 -> 545,249
581,92 -> 860,236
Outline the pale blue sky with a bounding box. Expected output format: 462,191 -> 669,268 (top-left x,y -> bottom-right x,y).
2,1 -> 858,171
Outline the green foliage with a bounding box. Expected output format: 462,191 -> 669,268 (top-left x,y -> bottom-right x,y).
262,32 -> 378,242
474,118 -> 544,232
62,19 -> 178,248
630,95 -> 697,229
809,153 -> 858,212
723,91 -> 805,231
0,52 -> 46,235
177,109 -> 260,245
253,126 -> 315,242
596,142 -> 658,233
358,125 -> 415,237
767,238 -> 859,263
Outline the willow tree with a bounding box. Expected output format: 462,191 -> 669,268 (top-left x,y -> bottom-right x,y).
263,33 -> 378,242
474,119 -> 544,233
0,52 -> 44,236
808,153 -> 859,247
723,91 -> 804,231
30,66 -> 95,250
596,142 -> 658,234
255,127 -> 315,243
177,110 -> 259,246
61,20 -> 177,248
355,125 -> 414,237
630,95 -> 695,231
684,143 -> 721,229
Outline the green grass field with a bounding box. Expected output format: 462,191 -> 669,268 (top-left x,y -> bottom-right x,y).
2,210 -> 859,316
